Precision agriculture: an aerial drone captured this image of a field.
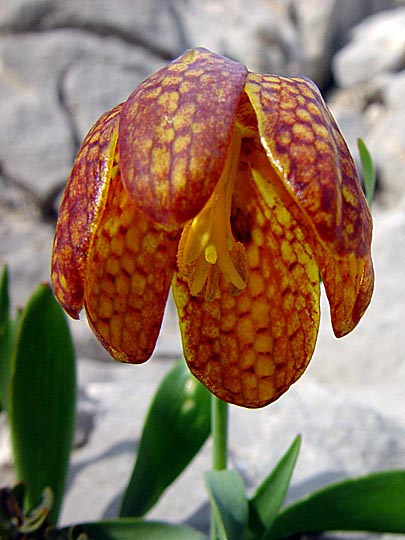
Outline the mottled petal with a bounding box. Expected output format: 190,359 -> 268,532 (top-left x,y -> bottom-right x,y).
84,158 -> 179,363
51,104 -> 123,318
244,74 -> 374,336
119,47 -> 248,229
172,162 -> 320,408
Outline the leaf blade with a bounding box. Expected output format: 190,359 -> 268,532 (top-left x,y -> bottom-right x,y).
52,519 -> 207,540
357,138 -> 376,207
119,359 -> 211,517
205,469 -> 248,540
8,283 -> 76,525
0,265 -> 12,410
267,470 -> 405,539
248,435 -> 301,537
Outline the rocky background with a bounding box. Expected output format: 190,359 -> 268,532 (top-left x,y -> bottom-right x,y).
1,0 -> 405,532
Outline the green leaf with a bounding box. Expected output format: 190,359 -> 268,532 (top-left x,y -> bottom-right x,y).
357,138 -> 376,207
8,283 -> 76,526
119,359 -> 211,517
205,470 -> 248,540
248,436 -> 300,537
267,470 -> 405,539
51,519 -> 207,540
0,265 -> 12,410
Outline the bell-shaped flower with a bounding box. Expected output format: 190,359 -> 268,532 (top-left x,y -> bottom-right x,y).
51,48 -> 374,408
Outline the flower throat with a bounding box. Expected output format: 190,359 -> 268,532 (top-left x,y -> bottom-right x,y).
177,128 -> 247,300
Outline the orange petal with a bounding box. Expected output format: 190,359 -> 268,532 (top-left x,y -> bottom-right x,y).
51,104 -> 123,318
244,75 -> 374,336
84,160 -> 179,363
119,48 -> 248,229
173,161 -> 320,408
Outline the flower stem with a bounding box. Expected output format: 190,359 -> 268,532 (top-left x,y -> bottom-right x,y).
211,394 -> 228,470
210,395 -> 229,540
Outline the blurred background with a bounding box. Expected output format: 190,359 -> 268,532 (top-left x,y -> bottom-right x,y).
1,0 -> 405,529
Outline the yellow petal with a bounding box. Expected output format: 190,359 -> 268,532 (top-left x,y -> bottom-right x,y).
244,74 -> 374,335
51,104 -> 123,318
119,48 -> 248,229
84,160 -> 179,363
173,161 -> 320,408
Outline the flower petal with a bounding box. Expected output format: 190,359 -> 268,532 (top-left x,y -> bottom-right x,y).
244,75 -> 374,336
51,104 -> 123,318
84,160 -> 179,363
172,161 -> 320,408
119,48 -> 248,229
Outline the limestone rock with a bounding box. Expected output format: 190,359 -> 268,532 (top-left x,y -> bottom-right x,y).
290,0 -> 397,87
0,30 -> 163,202
333,7 -> 405,87
0,0 -> 183,58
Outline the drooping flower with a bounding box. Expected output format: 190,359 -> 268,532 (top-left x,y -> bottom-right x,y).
51,48 -> 374,408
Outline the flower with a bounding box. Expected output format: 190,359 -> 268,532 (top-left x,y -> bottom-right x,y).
51,48 -> 374,408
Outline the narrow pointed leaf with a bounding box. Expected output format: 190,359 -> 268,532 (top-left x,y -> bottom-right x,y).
50,519 -> 207,540
8,283 -> 76,525
249,436 -> 301,537
357,138 -> 376,207
0,265 -> 12,410
205,470 -> 248,540
120,359 -> 211,517
266,470 -> 405,539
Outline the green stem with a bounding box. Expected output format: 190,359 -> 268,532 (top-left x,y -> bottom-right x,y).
210,395 -> 229,539
211,395 -> 228,470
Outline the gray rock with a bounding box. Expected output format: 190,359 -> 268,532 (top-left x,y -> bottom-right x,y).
309,204 -> 405,427
290,0 -> 397,87
0,0 -> 53,32
175,0 -> 397,87
61,40 -> 164,140
333,7 -> 405,87
175,0 -> 299,77
0,0 -> 183,58
0,32 -> 74,201
329,70 -> 405,205
0,414 -> 15,488
0,30 -> 163,202
363,73 -> 405,205
0,212 -> 54,310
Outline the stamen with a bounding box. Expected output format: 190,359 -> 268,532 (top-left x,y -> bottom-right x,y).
177,128 -> 248,299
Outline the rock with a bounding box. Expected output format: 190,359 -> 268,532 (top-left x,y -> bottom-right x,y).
176,0 -> 299,77
0,211 -> 54,309
0,171 -> 39,219
0,0 -> 183,58
308,204 -> 405,427
365,73 -> 405,205
290,0 -> 397,87
0,0 -> 53,32
329,70 -> 405,205
175,0 -> 397,88
333,7 -> 405,87
0,30 -> 163,202
61,40 -> 164,140
0,414 -> 15,488
0,32 -> 74,201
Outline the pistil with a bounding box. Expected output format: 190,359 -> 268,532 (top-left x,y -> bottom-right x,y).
177,128 -> 247,299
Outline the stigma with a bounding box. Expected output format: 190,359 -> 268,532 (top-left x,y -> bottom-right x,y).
177,128 -> 247,300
